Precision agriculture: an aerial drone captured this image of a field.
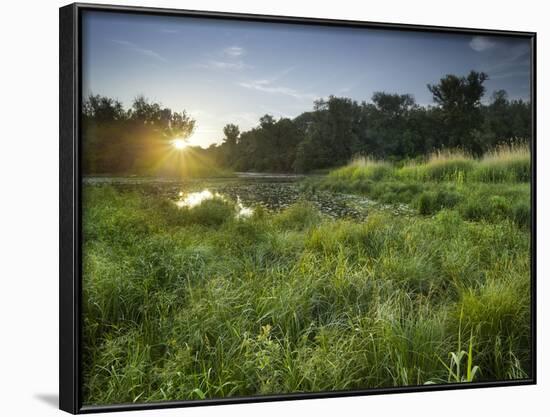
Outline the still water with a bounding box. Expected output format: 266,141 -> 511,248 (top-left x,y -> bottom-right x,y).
84,173 -> 408,220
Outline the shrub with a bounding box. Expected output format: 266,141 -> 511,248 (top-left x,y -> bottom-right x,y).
417,191 -> 437,215
459,198 -> 487,222
274,202 -> 322,230
435,189 -> 462,209
189,197 -> 235,226
487,196 -> 510,218
459,195 -> 515,223
156,199 -> 191,226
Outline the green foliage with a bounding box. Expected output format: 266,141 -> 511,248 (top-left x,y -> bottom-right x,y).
439,328 -> 480,383
427,71 -> 488,154
188,198 -> 236,226
458,193 -> 525,226
329,158 -> 394,181
321,146 -> 530,228
82,76 -> 532,176
273,202 -> 322,230
422,156 -> 475,182
417,191 -> 438,215
82,185 -> 531,404
82,95 -> 200,176
306,215 -> 386,258
416,189 -> 462,215
471,145 -> 531,183
512,201 -> 531,228
432,188 -> 461,213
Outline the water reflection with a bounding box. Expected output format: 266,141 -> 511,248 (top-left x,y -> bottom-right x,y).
236,196 -> 254,218
85,176 -> 396,220
175,189 -> 223,208
175,189 -> 254,218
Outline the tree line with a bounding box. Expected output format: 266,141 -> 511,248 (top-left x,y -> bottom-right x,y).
82,70 -> 531,175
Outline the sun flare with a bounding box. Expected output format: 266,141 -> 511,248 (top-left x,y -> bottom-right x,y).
172,138 -> 188,150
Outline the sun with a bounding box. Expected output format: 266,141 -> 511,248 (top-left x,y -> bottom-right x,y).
172,138 -> 188,150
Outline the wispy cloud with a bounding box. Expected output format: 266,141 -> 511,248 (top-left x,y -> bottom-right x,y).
489,70 -> 530,80
194,46 -> 251,71
469,36 -> 496,52
255,67 -> 295,85
192,46 -> 254,71
111,39 -> 167,62
482,43 -> 531,80
238,79 -> 317,101
237,67 -> 317,101
198,60 -> 252,71
485,49 -> 530,72
223,46 -> 245,57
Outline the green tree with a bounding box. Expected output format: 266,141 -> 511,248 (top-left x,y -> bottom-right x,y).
367,92 -> 419,158
130,95 -> 195,140
220,123 -> 240,166
83,94 -> 126,122
427,71 -> 488,153
223,123 -> 240,147
82,95 -> 195,175
371,92 -> 416,118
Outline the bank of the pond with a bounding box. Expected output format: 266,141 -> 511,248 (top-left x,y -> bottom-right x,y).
308,146 -> 531,228
81,184 -> 531,405
83,175 -> 387,220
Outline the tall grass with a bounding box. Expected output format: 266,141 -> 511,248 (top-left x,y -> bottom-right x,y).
471,144 -> 531,183
82,186 -> 531,405
317,144 -> 531,226
399,149 -> 474,182
325,144 -> 530,185
329,157 -> 394,182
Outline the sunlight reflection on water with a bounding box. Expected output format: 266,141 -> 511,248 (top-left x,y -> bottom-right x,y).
236,196 -> 254,218
175,189 -> 254,218
175,189 -> 221,208
83,176 -> 401,220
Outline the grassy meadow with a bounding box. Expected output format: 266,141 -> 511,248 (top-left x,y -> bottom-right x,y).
314,145 -> 531,226
81,146 -> 531,405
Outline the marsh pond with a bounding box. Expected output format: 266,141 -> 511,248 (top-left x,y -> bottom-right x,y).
84,173 -> 411,220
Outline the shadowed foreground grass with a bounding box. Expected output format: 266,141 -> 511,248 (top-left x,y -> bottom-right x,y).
82,184 -> 531,405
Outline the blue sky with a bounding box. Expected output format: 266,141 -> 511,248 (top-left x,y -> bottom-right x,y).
82,11 -> 532,148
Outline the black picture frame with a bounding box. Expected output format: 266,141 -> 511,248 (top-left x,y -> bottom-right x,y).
59,3 -> 537,414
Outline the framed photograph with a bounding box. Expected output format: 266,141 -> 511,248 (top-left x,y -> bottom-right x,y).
59,3 -> 536,413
